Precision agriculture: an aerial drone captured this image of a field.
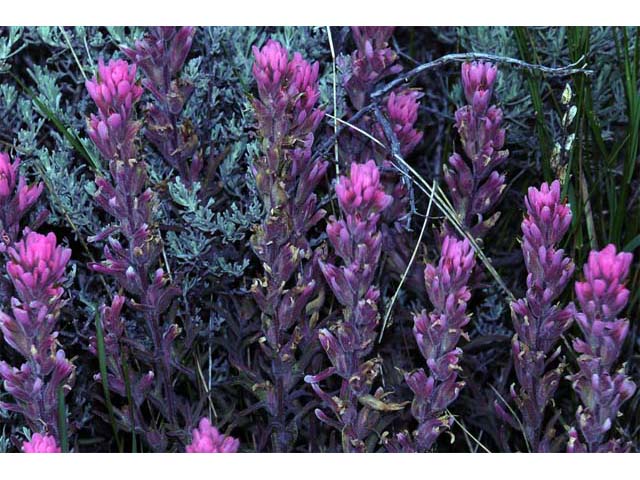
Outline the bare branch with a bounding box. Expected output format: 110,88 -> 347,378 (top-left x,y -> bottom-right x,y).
372,53 -> 592,100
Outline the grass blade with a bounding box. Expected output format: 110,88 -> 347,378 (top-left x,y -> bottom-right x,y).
57,386 -> 69,453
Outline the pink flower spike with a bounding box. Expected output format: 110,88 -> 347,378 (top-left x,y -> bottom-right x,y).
7,230 -> 71,304
86,58 -> 142,118
22,433 -> 61,453
461,61 -> 498,108
185,418 -> 240,453
336,160 -> 392,217
0,152 -> 19,198
575,244 -> 632,322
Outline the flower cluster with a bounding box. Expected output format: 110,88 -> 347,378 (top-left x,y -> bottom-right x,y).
389,236 -> 476,452
568,245 -> 636,452
185,418 -> 240,453
86,54 -> 181,451
338,28 -> 424,295
247,39 -> 328,452
0,152 -> 44,249
22,433 -> 61,453
383,90 -> 424,157
373,89 -> 424,226
508,181 -> 575,451
0,231 -> 73,441
122,27 -> 201,184
305,160 -> 393,453
4,25 -> 639,455
343,27 -> 402,110
377,89 -> 425,293
85,58 -> 143,161
339,28 -> 421,173
251,39 -> 324,171
445,61 -> 508,240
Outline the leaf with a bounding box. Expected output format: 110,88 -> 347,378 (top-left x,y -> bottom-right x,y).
358,394 -> 410,412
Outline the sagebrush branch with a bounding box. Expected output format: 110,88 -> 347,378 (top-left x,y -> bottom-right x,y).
372,53 -> 592,99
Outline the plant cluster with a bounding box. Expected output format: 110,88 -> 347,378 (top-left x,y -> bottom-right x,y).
0,26 -> 637,453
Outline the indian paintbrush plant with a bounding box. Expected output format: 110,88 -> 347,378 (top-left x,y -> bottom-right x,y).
85,52 -> 184,451
305,160 -> 395,453
387,236 -> 476,452
0,230 -> 73,445
506,180 -> 575,452
444,61 -> 508,241
568,245 -> 636,452
246,39 -> 327,452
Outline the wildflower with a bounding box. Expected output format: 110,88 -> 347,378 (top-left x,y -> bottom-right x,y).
85,59 -> 143,119
22,433 -> 61,453
510,180 -> 575,451
7,230 -> 71,305
248,39 -> 327,452
444,61 -> 508,239
0,230 -> 73,437
0,153 -> 43,246
85,58 -> 142,161
568,244 -> 636,452
307,160 -> 391,452
402,236 -> 476,452
185,418 -> 240,453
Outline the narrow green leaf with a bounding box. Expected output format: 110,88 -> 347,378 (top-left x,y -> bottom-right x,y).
121,353 -> 137,453
57,386 -> 69,453
9,71 -> 102,174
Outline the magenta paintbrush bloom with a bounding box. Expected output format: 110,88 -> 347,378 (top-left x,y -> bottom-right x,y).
0,153 -> 44,247
1,231 -> 71,358
85,59 -> 143,119
85,58 -> 142,161
335,159 -> 393,218
509,180 -> 575,451
522,180 -> 573,246
461,61 -> 498,113
22,433 -> 61,453
568,244 -> 636,452
384,90 -> 424,157
0,230 -> 73,438
185,418 -> 240,453
252,39 -> 323,152
574,244 -> 632,323
389,236 -> 475,452
444,61 -> 508,240
6,231 -> 71,305
253,39 -> 297,100
307,160 -> 392,452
